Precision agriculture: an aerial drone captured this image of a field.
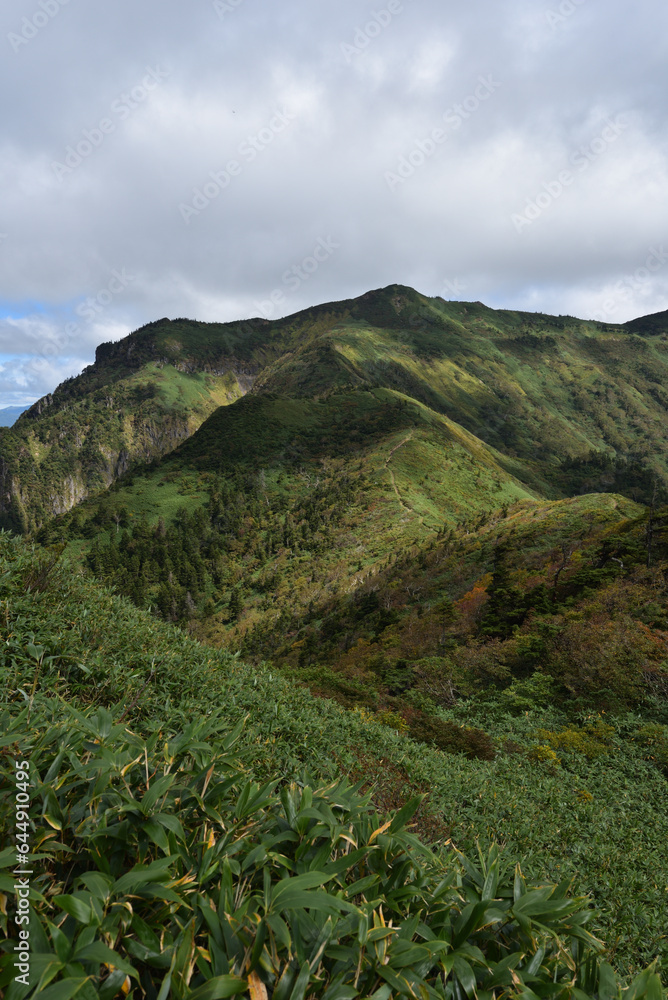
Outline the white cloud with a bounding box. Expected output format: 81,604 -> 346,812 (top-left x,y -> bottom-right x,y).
406,39 -> 457,93
1,0 -> 667,405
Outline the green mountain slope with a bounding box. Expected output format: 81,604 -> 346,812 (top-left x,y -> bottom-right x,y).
2,532 -> 667,983
247,289 -> 668,503
39,289 -> 668,788
0,313 -> 302,532
56,386 -> 535,628
3,285 -> 668,535
42,285 -> 666,646
3,288 -> 668,989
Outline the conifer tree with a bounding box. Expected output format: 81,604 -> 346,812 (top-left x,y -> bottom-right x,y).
479,544 -> 525,638
228,586 -> 243,621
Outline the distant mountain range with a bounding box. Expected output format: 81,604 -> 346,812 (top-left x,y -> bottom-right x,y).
0,404 -> 28,427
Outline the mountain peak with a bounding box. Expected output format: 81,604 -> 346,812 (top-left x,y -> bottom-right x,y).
1,285 -> 667,533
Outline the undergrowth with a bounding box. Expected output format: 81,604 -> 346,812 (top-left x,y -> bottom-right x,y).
0,534 -> 667,993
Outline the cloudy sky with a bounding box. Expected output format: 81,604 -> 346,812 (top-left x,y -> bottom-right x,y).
1,0 -> 667,406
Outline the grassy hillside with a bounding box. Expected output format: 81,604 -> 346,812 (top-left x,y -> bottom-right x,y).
41,285 -> 668,641
33,289 -> 668,811
41,290 -> 667,749
57,434 -> 668,750
41,386 -> 536,620
1,532 -> 667,995
3,286 -> 668,995
4,286 -> 668,536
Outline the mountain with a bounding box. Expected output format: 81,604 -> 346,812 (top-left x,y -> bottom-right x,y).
0,405 -> 28,427
0,312 -> 300,532
22,282 -> 663,721
2,285 -> 668,988
25,284 -> 662,612
2,285 -> 668,534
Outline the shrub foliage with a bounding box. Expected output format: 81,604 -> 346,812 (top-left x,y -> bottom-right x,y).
1,701 -> 663,1000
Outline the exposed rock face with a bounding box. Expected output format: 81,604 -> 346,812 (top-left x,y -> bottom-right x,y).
49,476 -> 87,516
115,450 -> 130,477
0,355 -> 258,532
22,395 -> 54,420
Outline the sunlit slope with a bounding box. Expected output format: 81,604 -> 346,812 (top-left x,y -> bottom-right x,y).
329,297 -> 668,494
253,288 -> 668,497
4,283 -> 668,533
59,384 -> 537,553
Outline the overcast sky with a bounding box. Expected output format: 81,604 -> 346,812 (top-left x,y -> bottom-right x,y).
1,0 -> 667,406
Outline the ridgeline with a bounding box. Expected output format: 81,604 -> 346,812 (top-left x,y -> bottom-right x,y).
1,286 -> 667,996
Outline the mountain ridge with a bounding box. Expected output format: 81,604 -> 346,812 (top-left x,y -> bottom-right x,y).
2,283 -> 667,535
30,285 -> 667,700
2,285 -> 668,985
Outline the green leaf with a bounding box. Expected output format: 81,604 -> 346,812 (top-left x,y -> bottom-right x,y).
43,788 -> 64,830
154,812 -> 186,839
645,974 -> 664,1000
143,883 -> 185,905
143,818 -> 170,852
389,942 -> 431,968
524,947 -> 546,978
113,857 -> 175,893
624,969 -> 664,1000
271,871 -> 334,908
376,965 -> 415,995
98,969 -> 129,1000
49,922 -> 74,964
514,988 -> 543,1000
320,976 -> 359,1000
322,848 -> 372,877
368,987 -> 392,1000
94,707 -> 113,740
141,773 -> 176,813
54,895 -> 94,925
36,980 -> 93,1000
77,872 -> 112,903
453,902 -> 490,947
288,960 -> 312,1000
511,887 -> 575,923
74,942 -> 138,977
598,962 -> 619,1000
267,913 -> 292,950
485,953 -> 523,989
274,889 -> 354,914
156,969 -> 173,1000
342,874 -> 379,898
308,916 -> 334,972
187,976 -> 249,1000
481,861 -> 499,902
453,956 -> 477,999
388,796 -> 424,835
273,962 -> 299,1000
